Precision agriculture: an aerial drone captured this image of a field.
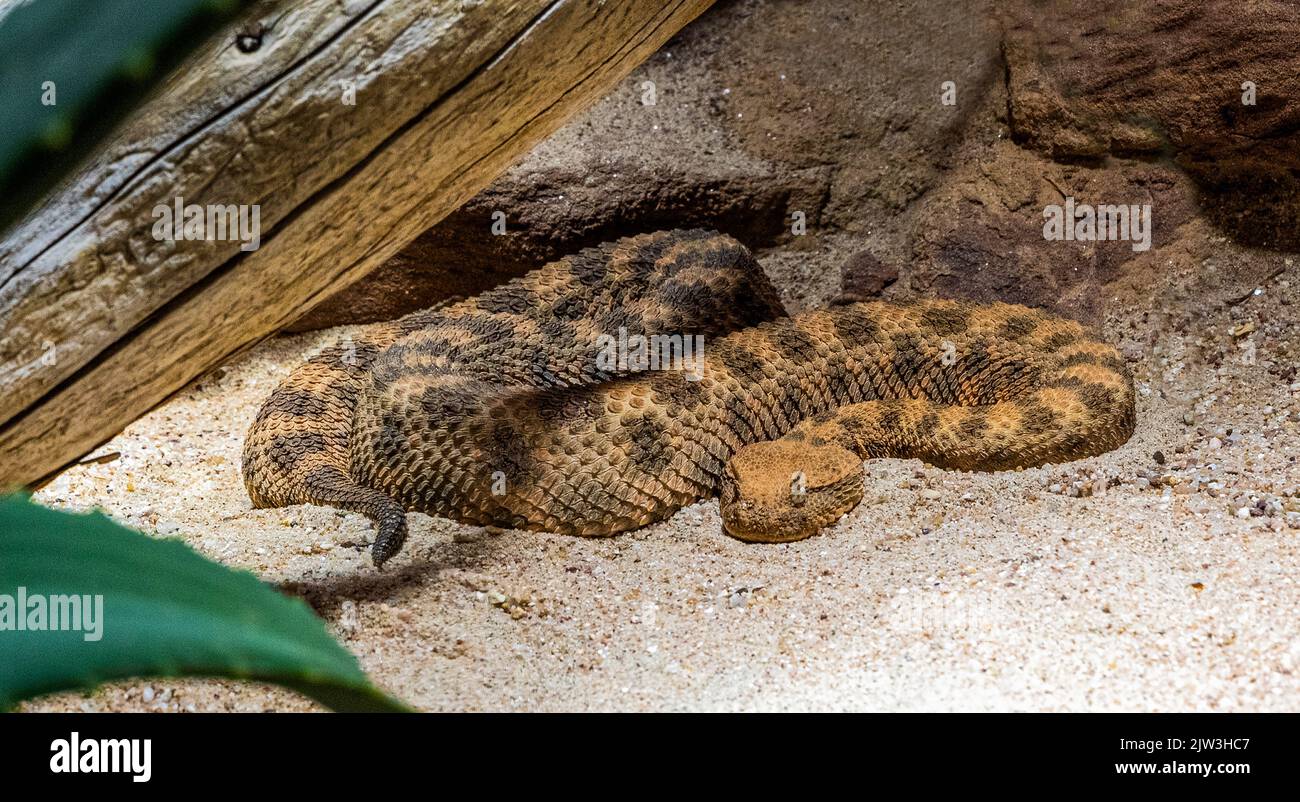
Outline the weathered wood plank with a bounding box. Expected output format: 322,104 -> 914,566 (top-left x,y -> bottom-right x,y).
0,0 -> 713,487
2,0 -> 528,419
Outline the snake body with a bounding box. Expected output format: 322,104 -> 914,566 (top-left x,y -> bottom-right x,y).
243,230 -> 1136,564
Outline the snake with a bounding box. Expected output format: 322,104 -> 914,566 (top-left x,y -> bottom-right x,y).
242,229 -> 1136,566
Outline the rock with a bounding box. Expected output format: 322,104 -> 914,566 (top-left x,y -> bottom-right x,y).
288,0 -> 1003,330
908,140 -> 1197,324
710,0 -> 1001,227
278,0 -> 1300,340
834,250 -> 899,303
288,162 -> 825,330
1001,0 -> 1300,248
338,600 -> 359,639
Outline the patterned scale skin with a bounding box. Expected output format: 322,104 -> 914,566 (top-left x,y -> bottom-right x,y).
243,229 -> 1136,566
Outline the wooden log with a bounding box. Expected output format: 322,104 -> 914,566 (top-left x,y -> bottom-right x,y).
0,0 -> 713,487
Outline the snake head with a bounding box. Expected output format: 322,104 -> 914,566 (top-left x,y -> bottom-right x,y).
719,438 -> 864,542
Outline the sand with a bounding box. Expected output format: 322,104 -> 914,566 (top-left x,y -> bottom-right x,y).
14,0 -> 1300,713
21,216 -> 1300,712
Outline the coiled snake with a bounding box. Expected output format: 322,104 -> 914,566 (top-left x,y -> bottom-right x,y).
243,230 -> 1135,565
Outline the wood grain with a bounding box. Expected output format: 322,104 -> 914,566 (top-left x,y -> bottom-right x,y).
0,0 -> 714,487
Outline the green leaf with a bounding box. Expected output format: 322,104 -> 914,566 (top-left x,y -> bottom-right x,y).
0,494 -> 409,712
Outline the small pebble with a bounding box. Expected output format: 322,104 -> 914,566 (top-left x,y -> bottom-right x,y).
338,600 -> 359,638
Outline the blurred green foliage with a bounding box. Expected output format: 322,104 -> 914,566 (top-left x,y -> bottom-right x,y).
0,494 -> 409,712
0,0 -> 250,233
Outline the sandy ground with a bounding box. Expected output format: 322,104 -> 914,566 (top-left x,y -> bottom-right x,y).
20,214 -> 1300,712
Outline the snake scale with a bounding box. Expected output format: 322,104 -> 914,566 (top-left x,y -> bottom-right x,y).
243,230 -> 1136,565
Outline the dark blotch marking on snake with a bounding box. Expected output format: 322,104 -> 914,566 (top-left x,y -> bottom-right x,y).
243,230 -> 1135,566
